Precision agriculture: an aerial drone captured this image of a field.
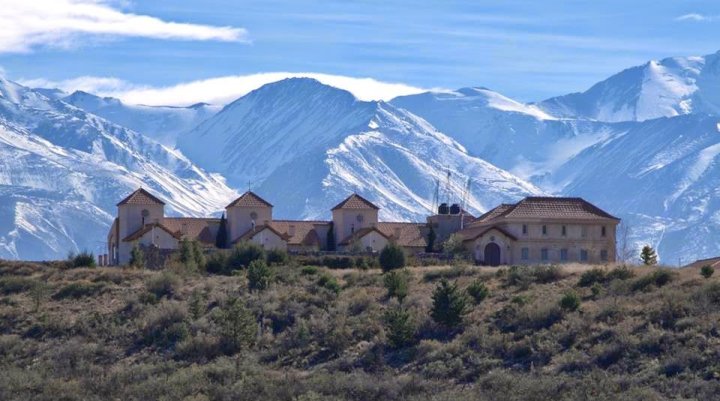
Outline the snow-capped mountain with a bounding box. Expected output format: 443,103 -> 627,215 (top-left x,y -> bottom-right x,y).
537,51 -> 720,122
0,77 -> 237,260
179,78 -> 543,221
62,91 -> 220,146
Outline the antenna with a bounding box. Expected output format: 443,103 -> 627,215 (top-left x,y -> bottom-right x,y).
431,178 -> 440,214
445,167 -> 452,205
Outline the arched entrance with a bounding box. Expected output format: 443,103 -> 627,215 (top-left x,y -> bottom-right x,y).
484,243 -> 501,266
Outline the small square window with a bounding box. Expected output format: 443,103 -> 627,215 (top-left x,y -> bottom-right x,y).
521,248 -> 529,260
541,248 -> 549,261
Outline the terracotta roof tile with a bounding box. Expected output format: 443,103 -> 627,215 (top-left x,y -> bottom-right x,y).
226,191 -> 273,209
269,220 -> 329,246
376,222 -> 428,248
122,223 -> 182,242
684,256 -> 720,270
331,193 -> 379,211
232,224 -> 289,244
338,226 -> 390,246
457,225 -> 518,242
116,188 -> 165,206
163,217 -> 220,245
500,197 -> 619,220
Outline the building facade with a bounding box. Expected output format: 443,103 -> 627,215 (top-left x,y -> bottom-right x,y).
107,188 -> 619,266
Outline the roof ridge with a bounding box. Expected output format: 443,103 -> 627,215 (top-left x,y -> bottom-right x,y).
331,193 -> 380,210
116,188 -> 166,206
226,190 -> 273,208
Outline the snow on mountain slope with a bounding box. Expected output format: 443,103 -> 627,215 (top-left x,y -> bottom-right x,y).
180,78 -> 543,221
548,114 -> 720,263
62,91 -> 220,146
537,51 -> 720,122
391,88 -> 627,180
0,78 -> 237,260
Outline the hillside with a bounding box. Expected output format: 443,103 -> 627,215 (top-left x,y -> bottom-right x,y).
1,259 -> 718,400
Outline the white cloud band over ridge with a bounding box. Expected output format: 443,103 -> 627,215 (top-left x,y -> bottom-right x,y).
22,73 -> 431,106
0,0 -> 247,53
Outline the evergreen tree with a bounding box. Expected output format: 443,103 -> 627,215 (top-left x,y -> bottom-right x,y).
384,307 -> 416,349
640,245 -> 658,265
431,278 -> 468,329
129,245 -> 144,268
379,243 -> 406,272
425,225 -> 436,253
326,222 -> 336,251
216,213 -> 228,249
247,259 -> 273,292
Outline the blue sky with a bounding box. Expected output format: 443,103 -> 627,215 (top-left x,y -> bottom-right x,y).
1,0 -> 719,105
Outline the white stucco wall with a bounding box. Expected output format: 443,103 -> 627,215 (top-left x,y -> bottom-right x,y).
227,206 -> 272,242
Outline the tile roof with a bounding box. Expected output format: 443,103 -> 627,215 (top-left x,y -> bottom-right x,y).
226,191 -> 273,209
338,226 -> 391,246
116,188 -> 165,206
163,217 -> 220,245
469,197 -> 619,224
233,224 -> 289,244
457,225 -> 518,242
376,222 -> 428,248
331,193 -> 379,211
684,256 -> 720,270
469,204 -> 514,226
269,220 -> 329,246
122,223 -> 182,242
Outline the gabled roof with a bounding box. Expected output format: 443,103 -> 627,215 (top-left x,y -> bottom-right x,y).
122,223 -> 182,242
226,191 -> 273,209
684,256 -> 720,270
469,204 -> 514,226
458,225 -> 518,242
117,188 -> 165,206
376,222 -> 428,248
163,217 -> 220,245
233,224 -> 289,244
331,193 -> 379,211
269,220 -> 329,246
338,226 -> 390,246
500,197 -> 620,221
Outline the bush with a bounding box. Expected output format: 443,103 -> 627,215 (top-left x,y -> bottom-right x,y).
631,270 -> 674,292
178,239 -> 205,271
52,281 -> 105,300
301,265 -> 318,275
384,307 -> 416,349
466,279 -> 489,304
68,251 -> 96,268
215,296 -> 256,352
247,260 -> 273,291
317,273 -> 341,294
559,291 -> 581,312
578,268 -> 606,287
227,242 -> 266,271
129,245 -> 144,268
430,279 -> 468,329
379,243 -> 406,272
139,301 -> 188,348
534,265 -> 563,283
383,270 -> 409,302
145,272 -> 180,299
266,248 -> 289,266
606,265 -> 635,281
0,276 -> 37,295
701,265 -> 715,279
205,252 -> 228,275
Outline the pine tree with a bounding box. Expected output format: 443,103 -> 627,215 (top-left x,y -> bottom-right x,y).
425,225 -> 436,253
384,307 -> 416,349
216,213 -> 228,249
326,222 -> 336,251
129,245 -> 144,268
640,245 -> 657,265
431,278 -> 468,329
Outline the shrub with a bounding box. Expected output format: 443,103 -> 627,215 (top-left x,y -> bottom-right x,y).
215,296 -> 256,352
0,276 -> 37,295
701,265 -> 715,279
52,281 -> 105,300
431,279 -> 468,329
578,268 -> 606,287
139,301 -> 188,348
301,265 -> 318,275
534,265 -> 563,283
505,265 -> 534,289
145,272 -> 180,299
227,242 -> 266,271
559,291 -> 581,312
266,248 -> 289,266
591,283 -> 602,299
631,270 -> 673,292
68,250 -> 96,268
383,270 -> 409,302
317,273 -> 341,294
442,234 -> 465,257
606,265 -> 635,281
466,279 -> 489,304
178,239 -> 205,271
379,243 -> 406,272
247,259 -> 273,292
129,245 -> 144,268
384,307 -> 416,349
205,252 -> 228,275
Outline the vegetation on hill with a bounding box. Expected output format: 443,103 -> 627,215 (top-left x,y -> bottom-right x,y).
0,259 -> 718,400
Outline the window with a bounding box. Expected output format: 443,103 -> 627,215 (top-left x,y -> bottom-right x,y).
601,226 -> 607,237
560,249 -> 568,261
542,225 -> 547,235
522,224 -> 528,235
580,249 -> 589,261
521,248 -> 529,260
541,248 -> 549,261
581,226 -> 588,238
562,225 -> 567,236
600,249 -> 608,261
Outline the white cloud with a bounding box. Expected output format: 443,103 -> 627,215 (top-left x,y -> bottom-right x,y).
0,0 -> 247,53
22,73 -> 432,106
676,13 -> 716,22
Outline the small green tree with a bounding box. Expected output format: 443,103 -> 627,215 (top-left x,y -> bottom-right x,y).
383,270 -> 409,302
384,307 -> 416,349
247,259 -> 273,291
326,222 -> 336,251
227,241 -> 266,271
425,225 -> 436,253
640,245 -> 657,265
130,245 -> 144,268
442,234 -> 465,258
466,279 -> 489,304
215,213 -> 228,249
431,278 -> 468,329
379,243 -> 406,272
179,238 -> 197,270
266,248 -> 289,265
68,250 -> 96,268
559,291 -> 581,312
215,296 -> 256,352
701,265 -> 715,279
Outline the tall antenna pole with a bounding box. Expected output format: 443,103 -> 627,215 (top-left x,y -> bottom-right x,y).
445,168 -> 452,205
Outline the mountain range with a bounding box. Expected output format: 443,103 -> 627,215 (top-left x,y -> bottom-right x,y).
3,50 -> 720,264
